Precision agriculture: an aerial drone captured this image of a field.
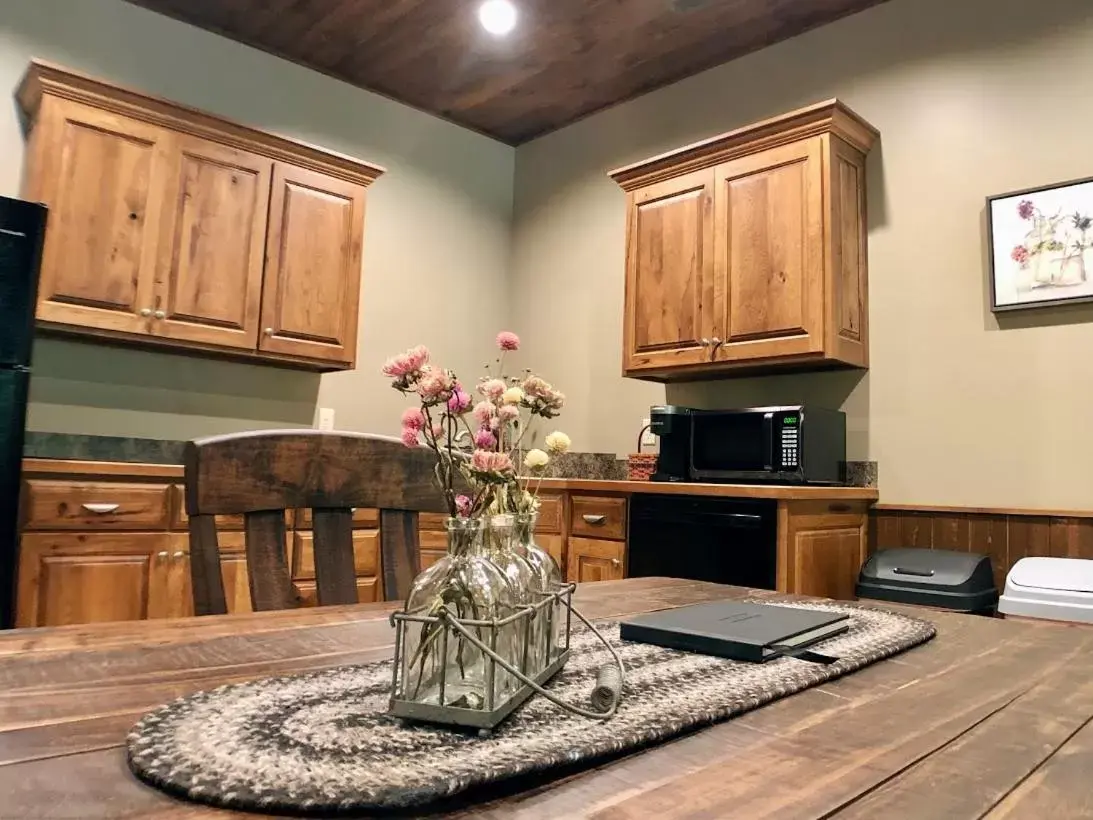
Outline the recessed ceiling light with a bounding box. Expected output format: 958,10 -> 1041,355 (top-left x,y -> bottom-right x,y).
479,0 -> 517,36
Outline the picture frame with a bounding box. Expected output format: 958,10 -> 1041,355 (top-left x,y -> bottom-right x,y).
987,175 -> 1093,312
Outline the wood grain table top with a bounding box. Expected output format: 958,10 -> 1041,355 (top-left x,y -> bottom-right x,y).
1,578 -> 1088,819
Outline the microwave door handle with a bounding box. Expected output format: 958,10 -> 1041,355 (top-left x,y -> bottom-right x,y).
762,412 -> 774,471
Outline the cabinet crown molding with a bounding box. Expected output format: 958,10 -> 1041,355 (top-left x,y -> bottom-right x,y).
608,99 -> 878,192
17,59 -> 386,187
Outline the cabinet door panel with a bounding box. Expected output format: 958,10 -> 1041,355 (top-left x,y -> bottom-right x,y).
34,100 -> 170,334
15,533 -> 169,627
566,537 -> 625,584
291,530 -> 380,580
792,527 -> 864,601
260,164 -> 364,364
715,139 -> 825,361
219,551 -> 253,615
156,137 -> 272,349
624,169 -> 715,373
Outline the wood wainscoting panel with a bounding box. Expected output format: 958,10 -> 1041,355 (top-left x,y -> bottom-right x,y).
870,507 -> 1093,591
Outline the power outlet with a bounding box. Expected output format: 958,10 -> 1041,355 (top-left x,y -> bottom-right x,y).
317,407 -> 335,431
641,418 -> 656,447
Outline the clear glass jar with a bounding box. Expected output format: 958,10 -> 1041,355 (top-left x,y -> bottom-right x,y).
399,517 -> 518,710
481,513 -> 538,677
514,512 -> 565,668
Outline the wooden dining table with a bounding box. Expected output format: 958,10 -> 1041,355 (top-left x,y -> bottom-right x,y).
2,576 -> 1092,819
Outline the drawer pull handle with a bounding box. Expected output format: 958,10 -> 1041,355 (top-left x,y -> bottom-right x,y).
583,514 -> 607,525
82,503 -> 120,514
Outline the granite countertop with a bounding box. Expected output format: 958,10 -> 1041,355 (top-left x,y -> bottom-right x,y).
22,433 -> 878,489
536,477 -> 878,501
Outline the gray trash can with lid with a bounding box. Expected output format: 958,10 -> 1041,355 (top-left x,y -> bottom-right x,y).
857,548 -> 998,614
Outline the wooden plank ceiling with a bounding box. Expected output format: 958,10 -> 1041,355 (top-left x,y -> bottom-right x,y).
125,0 -> 888,144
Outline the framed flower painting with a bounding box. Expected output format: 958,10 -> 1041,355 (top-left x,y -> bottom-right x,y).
988,176 -> 1093,311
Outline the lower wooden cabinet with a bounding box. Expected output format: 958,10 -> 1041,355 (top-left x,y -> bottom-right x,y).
779,500 -> 869,600
566,537 -> 626,583
16,532 -> 173,627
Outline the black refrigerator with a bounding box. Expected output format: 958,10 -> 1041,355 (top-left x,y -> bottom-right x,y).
0,196 -> 47,630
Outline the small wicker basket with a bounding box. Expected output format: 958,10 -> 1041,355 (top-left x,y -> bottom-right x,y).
627,453 -> 658,482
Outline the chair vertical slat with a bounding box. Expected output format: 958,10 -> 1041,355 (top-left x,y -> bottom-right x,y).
380,509 -> 421,601
188,514 -> 227,616
243,510 -> 294,611
312,508 -> 358,606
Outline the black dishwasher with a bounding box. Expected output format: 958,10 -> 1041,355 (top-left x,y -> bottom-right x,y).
628,495 -> 778,590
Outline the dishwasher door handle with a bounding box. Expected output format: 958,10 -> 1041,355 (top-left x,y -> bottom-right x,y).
725,513 -> 763,523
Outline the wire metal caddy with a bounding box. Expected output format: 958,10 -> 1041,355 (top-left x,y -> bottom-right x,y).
388,583 -> 579,731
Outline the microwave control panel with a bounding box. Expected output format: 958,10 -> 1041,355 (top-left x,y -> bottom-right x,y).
779,414 -> 799,469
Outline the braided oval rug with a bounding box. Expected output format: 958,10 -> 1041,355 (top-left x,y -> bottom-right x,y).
127,601 -> 935,816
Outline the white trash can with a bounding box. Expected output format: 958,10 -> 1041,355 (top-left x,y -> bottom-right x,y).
998,557 -> 1093,624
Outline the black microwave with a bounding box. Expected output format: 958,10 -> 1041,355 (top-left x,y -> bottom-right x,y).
649,405 -> 846,485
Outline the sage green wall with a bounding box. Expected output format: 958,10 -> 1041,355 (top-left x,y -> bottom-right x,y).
510,0 -> 1093,510
0,0 -> 514,440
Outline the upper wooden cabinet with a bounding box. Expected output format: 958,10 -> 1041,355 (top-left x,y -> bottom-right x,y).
17,61 -> 384,371
260,164 -> 364,363
611,100 -> 877,380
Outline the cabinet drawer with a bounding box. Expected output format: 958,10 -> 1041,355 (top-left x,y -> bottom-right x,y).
296,507 -> 379,528
170,488 -> 292,532
569,496 -> 627,541
23,480 -> 172,530
291,529 -> 379,580
419,528 -> 447,551
419,512 -> 448,531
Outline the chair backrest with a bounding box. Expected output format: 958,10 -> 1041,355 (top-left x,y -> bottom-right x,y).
184,430 -> 448,615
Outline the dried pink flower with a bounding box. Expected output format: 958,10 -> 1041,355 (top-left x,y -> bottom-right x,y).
471,449 -> 514,473
497,404 -> 519,422
382,345 -> 429,379
400,407 -> 425,431
473,428 -> 497,449
521,374 -> 565,418
1017,200 -> 1035,220
1011,245 -> 1030,265
400,427 -> 419,448
479,378 -> 506,401
496,331 -> 520,351
447,384 -> 472,414
417,367 -> 455,403
472,401 -> 496,426
455,495 -> 473,517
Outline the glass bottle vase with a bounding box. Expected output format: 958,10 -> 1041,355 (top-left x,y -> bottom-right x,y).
481,513 -> 539,678
514,512 -> 565,669
398,517 -> 518,710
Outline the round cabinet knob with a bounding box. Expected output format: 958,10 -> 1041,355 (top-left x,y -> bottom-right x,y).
172,550 -> 186,559
157,551 -> 169,559
711,337 -> 722,347
611,558 -> 621,567
153,310 -> 166,319
264,327 -> 274,336
700,338 -> 710,347
140,308 -> 152,317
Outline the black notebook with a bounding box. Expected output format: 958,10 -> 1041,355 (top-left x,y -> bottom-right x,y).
619,600 -> 849,663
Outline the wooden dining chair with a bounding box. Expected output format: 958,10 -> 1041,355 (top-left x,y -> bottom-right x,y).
184,430 -> 448,615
